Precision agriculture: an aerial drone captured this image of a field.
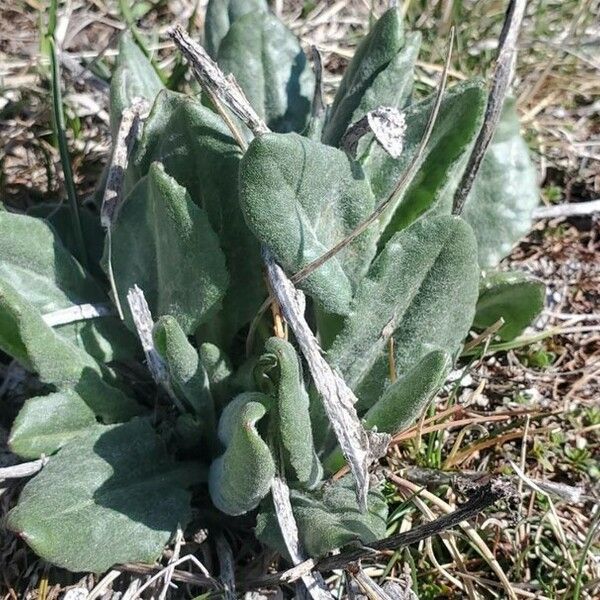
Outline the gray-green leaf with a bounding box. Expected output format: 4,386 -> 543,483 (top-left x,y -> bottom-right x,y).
109,33 -> 163,137
9,390 -> 97,459
107,162 -> 229,335
473,271 -> 545,341
462,98 -> 540,268
131,91 -> 264,345
217,11 -> 315,133
209,393 -> 275,515
7,419 -> 200,573
256,476 -> 387,558
0,210 -> 136,363
260,337 -> 322,486
328,215 -> 479,406
239,132 -> 377,315
322,7 -> 406,146
0,279 -> 141,421
204,0 -> 268,58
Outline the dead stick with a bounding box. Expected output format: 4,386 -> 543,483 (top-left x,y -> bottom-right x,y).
452,0 -> 527,215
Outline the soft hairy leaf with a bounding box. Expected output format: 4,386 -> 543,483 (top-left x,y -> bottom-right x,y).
7,419 -> 199,573
154,315 -> 215,420
108,162 -> 229,335
131,91 -> 264,345
260,337 -> 322,486
204,0 -> 268,58
256,476 -> 387,558
363,350 -> 450,432
239,132 -> 377,315
209,393 -> 275,515
360,80 -> 487,245
109,33 -> 163,137
217,11 -> 315,133
198,341 -> 234,409
322,7 -> 405,146
462,98 -> 540,268
474,271 -> 545,341
0,211 -> 136,363
9,390 -> 97,459
0,279 -> 140,421
328,215 -> 479,405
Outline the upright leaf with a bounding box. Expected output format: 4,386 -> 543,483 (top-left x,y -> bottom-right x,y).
462,99 -> 540,268
107,162 -> 229,335
328,215 -> 479,405
154,315 -> 215,421
259,337 -> 322,486
256,476 -> 387,558
0,279 -> 140,421
474,271 -> 545,341
7,419 -> 200,573
0,211 -> 136,363
204,0 -> 268,58
239,132 -> 377,315
131,91 -> 264,344
360,80 -> 487,246
322,8 -> 405,146
217,11 -> 315,133
109,33 -> 163,137
209,393 -> 275,515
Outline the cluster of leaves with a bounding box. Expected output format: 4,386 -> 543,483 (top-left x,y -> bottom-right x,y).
1,0 -> 543,575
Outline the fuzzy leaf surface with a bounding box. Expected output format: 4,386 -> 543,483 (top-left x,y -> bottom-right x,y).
322,8 -> 405,146
256,476 -> 387,558
9,390 -> 97,459
154,315 -> 215,420
204,0 -> 268,57
328,215 -> 479,405
240,132 -> 376,315
209,393 -> 275,515
474,271 -> 545,341
131,91 -> 263,344
217,11 -> 314,133
108,162 -> 229,334
260,337 -> 322,486
109,33 -> 163,137
0,211 -> 136,363
0,279 -> 141,421
463,99 -> 539,267
7,419 -> 199,573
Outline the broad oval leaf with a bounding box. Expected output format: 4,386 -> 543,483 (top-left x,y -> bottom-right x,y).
209,393 -> 275,515
260,337 -> 322,486
7,419 -> 200,573
108,162 -> 229,335
462,98 -> 540,268
9,390 -> 96,459
328,215 -> 479,405
0,210 -> 137,363
256,476 -> 387,558
217,11 -> 315,133
204,0 -> 268,58
474,271 -> 545,341
322,7 -> 405,146
0,279 -> 140,421
109,33 -> 163,137
239,132 -> 377,315
131,91 -> 264,346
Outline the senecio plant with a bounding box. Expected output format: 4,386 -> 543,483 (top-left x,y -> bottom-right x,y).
2,0 -> 544,577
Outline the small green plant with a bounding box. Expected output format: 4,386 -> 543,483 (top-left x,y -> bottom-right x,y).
2,0 -> 544,577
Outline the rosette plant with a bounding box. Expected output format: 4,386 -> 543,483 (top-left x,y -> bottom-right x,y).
2,0 -> 544,577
